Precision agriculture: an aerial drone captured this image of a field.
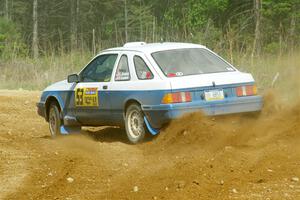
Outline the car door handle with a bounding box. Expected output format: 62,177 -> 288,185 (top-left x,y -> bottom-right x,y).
103,85 -> 108,90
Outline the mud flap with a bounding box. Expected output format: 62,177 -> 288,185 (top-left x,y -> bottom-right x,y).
144,116 -> 159,136
60,126 -> 81,135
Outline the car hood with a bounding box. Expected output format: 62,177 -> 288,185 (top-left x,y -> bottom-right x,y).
44,79 -> 74,91
168,71 -> 255,90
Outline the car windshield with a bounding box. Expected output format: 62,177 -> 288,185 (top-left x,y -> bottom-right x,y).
151,48 -> 235,77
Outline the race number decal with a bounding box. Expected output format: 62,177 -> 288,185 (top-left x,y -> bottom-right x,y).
75,88 -> 99,107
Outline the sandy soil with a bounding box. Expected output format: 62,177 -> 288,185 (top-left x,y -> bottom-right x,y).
0,90 -> 300,200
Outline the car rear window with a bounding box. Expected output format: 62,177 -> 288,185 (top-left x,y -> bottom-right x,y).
151,48 -> 235,77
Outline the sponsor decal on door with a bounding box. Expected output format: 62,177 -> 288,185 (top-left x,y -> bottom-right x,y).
75,88 -> 99,107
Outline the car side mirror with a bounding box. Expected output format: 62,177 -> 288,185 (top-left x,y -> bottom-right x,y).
67,74 -> 80,83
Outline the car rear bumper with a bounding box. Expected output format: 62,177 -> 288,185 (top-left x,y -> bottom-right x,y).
142,95 -> 263,128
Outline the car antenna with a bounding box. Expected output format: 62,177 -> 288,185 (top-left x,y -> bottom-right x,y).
212,81 -> 216,87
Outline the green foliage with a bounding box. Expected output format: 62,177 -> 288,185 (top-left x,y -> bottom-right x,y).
186,0 -> 228,30
0,17 -> 26,59
0,0 -> 299,56
263,42 -> 281,54
0,17 -> 18,49
263,0 -> 292,19
0,0 -> 299,90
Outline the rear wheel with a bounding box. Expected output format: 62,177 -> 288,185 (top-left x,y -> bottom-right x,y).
48,103 -> 62,137
125,104 -> 146,144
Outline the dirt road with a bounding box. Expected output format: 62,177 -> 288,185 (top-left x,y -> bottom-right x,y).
0,90 -> 300,200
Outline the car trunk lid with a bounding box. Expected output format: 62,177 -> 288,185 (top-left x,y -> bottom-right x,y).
168,71 -> 255,101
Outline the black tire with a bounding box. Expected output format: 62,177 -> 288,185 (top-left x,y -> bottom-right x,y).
125,103 -> 146,144
48,102 -> 62,137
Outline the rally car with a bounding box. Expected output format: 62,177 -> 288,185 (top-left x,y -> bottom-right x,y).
37,42 -> 263,143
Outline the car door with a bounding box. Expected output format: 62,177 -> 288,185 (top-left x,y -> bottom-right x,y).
108,53 -> 132,124
74,53 -> 119,126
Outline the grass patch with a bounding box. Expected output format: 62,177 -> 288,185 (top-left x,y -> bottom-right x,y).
0,51 -> 299,93
0,51 -> 92,90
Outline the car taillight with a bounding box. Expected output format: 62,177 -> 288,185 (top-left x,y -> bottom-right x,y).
162,92 -> 192,104
236,85 -> 257,97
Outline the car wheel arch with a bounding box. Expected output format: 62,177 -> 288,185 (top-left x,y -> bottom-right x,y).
124,99 -> 142,117
45,96 -> 62,121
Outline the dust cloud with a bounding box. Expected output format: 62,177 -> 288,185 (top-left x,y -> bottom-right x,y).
153,89 -> 300,153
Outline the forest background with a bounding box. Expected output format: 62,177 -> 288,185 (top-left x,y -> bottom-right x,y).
0,0 -> 299,90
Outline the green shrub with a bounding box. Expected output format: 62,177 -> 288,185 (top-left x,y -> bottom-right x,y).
0,17 -> 27,59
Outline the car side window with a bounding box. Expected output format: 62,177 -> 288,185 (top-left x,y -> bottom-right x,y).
80,54 -> 118,82
115,55 -> 130,81
133,56 -> 154,80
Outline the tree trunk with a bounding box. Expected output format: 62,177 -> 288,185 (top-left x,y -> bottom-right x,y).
139,0 -> 143,41
92,29 -> 96,55
58,29 -> 64,56
70,0 -> 79,50
76,0 -> 80,46
5,0 -> 9,19
204,19 -> 211,44
251,0 -> 261,60
32,0 -> 38,59
182,9 -> 187,40
227,21 -> 234,65
115,21 -> 118,46
124,0 -> 128,43
289,14 -> 296,54
279,20 -> 283,57
152,16 -> 155,42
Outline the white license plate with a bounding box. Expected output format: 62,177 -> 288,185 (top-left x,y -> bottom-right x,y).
204,90 -> 224,101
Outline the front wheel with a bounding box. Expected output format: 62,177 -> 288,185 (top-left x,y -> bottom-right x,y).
48,103 -> 62,137
125,104 -> 146,144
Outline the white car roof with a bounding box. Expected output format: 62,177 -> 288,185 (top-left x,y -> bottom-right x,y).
101,42 -> 207,54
